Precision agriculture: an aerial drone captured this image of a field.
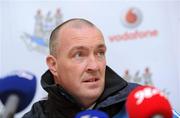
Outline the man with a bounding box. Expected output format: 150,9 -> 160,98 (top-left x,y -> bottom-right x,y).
23,18 -> 138,118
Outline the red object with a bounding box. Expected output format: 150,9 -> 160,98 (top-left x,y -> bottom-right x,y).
126,85 -> 172,118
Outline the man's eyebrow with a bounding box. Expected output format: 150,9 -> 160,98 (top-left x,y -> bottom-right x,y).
69,46 -> 88,52
97,44 -> 106,49
69,44 -> 106,53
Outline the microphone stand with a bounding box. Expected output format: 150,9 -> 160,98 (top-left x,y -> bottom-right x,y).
2,94 -> 19,118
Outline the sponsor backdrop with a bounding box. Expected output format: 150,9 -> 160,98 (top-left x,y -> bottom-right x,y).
0,0 -> 180,117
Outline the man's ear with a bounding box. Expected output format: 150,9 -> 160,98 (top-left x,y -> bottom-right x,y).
46,55 -> 58,77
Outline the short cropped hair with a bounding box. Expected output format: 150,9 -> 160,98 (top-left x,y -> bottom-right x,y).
49,18 -> 96,56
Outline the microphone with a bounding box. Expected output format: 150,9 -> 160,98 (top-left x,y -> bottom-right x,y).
125,85 -> 172,118
75,110 -> 109,118
0,71 -> 37,118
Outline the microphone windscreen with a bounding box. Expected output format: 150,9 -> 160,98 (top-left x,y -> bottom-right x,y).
0,71 -> 36,113
75,110 -> 109,118
125,85 -> 172,118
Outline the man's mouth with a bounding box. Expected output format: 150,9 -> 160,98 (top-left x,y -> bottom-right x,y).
83,78 -> 99,82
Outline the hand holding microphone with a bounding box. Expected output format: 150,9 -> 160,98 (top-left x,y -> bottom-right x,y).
0,71 -> 37,118
126,85 -> 172,118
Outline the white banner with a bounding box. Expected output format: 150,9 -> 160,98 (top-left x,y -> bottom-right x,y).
0,1 -> 180,117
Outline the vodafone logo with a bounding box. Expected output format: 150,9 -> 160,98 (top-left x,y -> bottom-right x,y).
121,7 -> 142,28
109,7 -> 159,42
108,7 -> 159,42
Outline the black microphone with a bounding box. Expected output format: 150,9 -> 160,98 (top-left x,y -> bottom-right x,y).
0,71 -> 37,118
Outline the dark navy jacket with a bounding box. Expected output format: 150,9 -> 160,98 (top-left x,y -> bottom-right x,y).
23,66 -> 139,118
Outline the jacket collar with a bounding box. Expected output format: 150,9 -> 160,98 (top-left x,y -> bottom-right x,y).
41,66 -> 128,108
98,66 -> 127,102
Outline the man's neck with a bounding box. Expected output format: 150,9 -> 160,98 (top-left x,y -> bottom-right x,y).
86,103 -> 96,110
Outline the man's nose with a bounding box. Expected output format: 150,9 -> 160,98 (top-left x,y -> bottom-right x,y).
86,55 -> 99,72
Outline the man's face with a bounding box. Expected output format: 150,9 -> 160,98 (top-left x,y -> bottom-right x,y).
51,26 -> 106,107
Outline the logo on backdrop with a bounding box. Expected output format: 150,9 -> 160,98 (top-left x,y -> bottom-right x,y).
121,7 -> 142,28
21,8 -> 63,54
109,7 -> 159,42
122,67 -> 170,97
123,67 -> 153,85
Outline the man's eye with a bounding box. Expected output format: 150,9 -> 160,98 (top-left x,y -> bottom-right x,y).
74,52 -> 83,58
97,51 -> 105,57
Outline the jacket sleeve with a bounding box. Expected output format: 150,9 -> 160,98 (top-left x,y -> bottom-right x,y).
112,105 -> 128,118
22,101 -> 47,118
173,109 -> 180,118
